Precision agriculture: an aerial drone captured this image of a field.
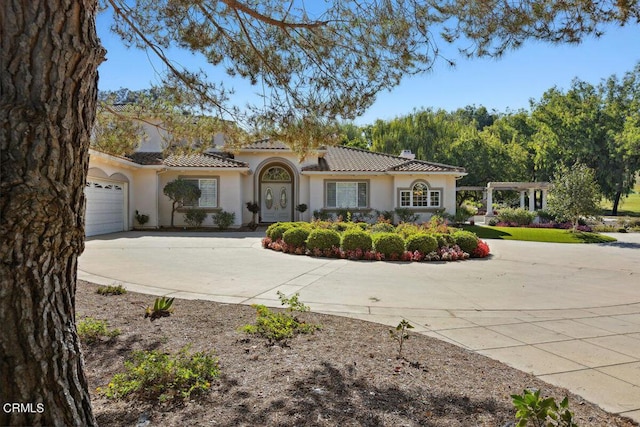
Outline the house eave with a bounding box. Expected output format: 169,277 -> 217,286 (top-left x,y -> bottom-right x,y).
300,171 -> 387,176
89,149 -> 141,169
386,171 -> 467,176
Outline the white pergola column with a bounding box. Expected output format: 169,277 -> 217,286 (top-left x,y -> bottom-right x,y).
520,191 -> 526,209
528,188 -> 535,211
541,189 -> 548,210
486,186 -> 493,217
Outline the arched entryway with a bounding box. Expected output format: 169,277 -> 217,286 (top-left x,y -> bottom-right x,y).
258,163 -> 295,223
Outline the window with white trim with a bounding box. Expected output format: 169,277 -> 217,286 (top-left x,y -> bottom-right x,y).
184,178 -> 218,208
400,182 -> 441,208
326,181 -> 367,208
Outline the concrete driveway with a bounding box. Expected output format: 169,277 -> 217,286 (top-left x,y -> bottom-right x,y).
79,231 -> 640,422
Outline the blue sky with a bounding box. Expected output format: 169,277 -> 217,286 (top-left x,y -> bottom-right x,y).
97,11 -> 640,125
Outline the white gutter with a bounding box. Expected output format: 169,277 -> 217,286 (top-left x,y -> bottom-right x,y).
89,149 -> 141,169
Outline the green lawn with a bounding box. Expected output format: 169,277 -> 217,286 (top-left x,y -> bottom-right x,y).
600,192 -> 640,217
462,225 -> 617,244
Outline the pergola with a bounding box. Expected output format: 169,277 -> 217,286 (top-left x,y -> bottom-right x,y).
457,182 -> 551,218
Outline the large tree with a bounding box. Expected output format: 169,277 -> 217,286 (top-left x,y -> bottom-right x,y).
2,0 -> 639,425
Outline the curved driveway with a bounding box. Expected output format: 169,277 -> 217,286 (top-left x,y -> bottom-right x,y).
79,231 -> 640,421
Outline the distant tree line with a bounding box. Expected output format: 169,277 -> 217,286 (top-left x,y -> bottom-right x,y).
339,63 -> 640,215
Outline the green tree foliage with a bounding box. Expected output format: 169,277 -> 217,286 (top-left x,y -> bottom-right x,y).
530,65 -> 640,214
163,178 -> 201,227
547,163 -> 602,231
4,1 -> 639,425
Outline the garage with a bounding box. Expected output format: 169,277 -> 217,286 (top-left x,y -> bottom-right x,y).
85,178 -> 127,236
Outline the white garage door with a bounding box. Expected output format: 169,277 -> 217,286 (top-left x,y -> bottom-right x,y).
85,179 -> 126,236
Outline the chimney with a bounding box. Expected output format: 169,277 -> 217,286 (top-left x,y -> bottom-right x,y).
399,149 -> 415,160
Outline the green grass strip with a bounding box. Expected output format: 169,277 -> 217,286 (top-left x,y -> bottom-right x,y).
462,225 -> 617,244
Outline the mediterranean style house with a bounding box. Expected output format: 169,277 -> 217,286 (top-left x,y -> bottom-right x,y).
86,134 -> 466,236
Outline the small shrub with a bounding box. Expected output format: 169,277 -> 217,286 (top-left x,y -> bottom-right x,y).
77,317 -> 120,344
452,230 -> 479,254
101,346 -> 220,402
134,210 -> 149,226
371,222 -> 395,233
306,229 -> 341,251
331,221 -> 353,232
451,205 -> 476,224
511,389 -> 577,427
266,222 -> 294,240
471,240 -> 491,258
341,228 -> 373,252
376,210 -> 395,222
395,223 -> 420,239
312,209 -> 331,221
389,319 -> 413,359
184,208 -> 207,228
145,296 -> 175,320
394,207 -> 419,223
433,232 -> 455,249
242,295 -> 319,344
295,203 -> 308,213
488,218 -> 499,226
212,210 -> 235,230
96,284 -> 127,296
372,233 -> 405,258
405,233 -> 438,254
497,207 -> 536,226
282,227 -> 310,249
536,209 -> 556,223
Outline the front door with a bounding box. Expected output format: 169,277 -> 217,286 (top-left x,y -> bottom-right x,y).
260,165 -> 293,223
261,183 -> 292,222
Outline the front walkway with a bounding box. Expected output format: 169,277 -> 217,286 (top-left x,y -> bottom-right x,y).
79,231 -> 640,422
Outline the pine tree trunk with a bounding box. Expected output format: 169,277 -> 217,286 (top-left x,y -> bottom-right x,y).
0,1 -> 104,425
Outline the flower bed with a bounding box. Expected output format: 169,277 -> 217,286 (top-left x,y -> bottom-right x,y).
262,218 -> 490,262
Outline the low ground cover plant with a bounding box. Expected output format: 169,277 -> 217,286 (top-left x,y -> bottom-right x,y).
96,283 -> 127,296
262,217 -> 490,262
100,346 -> 220,403
511,388 -> 577,426
77,317 -> 120,344
241,292 -> 320,344
145,296 -> 175,320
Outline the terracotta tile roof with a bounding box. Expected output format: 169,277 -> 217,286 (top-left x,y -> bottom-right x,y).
126,151 -> 247,168
127,152 -> 164,165
301,146 -> 465,173
240,139 -> 290,150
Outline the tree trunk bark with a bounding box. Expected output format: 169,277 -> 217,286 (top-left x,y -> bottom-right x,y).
612,190 -> 622,216
0,1 -> 104,425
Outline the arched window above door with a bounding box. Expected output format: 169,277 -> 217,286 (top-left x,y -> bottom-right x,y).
262,166 -> 291,182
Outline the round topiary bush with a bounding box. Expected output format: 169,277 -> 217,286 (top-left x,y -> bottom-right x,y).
306,229 -> 341,251
341,229 -> 373,252
405,233 -> 438,254
266,222 -> 294,240
372,233 -> 405,258
371,222 -> 395,233
283,227 -> 311,248
452,230 -> 479,254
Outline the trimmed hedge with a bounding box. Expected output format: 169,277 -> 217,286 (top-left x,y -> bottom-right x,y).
372,233 -> 405,258
341,229 -> 373,252
452,230 -> 479,254
371,222 -> 395,233
433,233 -> 456,249
405,233 -> 438,254
306,229 -> 341,251
283,227 -> 311,248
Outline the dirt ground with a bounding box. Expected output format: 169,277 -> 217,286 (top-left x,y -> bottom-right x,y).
78,281 -> 638,426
